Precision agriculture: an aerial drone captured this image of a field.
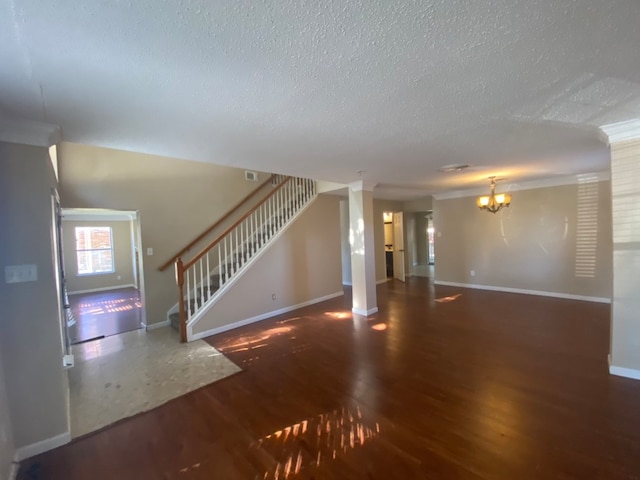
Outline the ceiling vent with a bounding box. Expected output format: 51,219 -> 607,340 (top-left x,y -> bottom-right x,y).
245,171 -> 259,182
439,164 -> 470,173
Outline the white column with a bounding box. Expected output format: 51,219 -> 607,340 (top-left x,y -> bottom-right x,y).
601,120 -> 640,380
348,182 -> 378,316
339,199 -> 352,286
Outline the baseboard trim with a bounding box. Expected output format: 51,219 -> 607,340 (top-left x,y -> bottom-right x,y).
9,462 -> 19,480
433,281 -> 611,304
344,279 -> 388,286
14,431 -> 71,461
68,284 -> 136,295
190,290 -> 345,341
352,307 -> 379,316
609,354 -> 640,380
146,320 -> 169,331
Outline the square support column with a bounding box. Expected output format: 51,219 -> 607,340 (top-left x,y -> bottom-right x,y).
602,120 -> 640,380
348,182 -> 378,316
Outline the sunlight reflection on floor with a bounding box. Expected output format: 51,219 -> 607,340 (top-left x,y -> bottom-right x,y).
256,405 -> 380,479
435,293 -> 462,303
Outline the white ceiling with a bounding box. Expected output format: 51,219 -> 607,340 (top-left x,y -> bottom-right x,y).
1,0 -> 639,199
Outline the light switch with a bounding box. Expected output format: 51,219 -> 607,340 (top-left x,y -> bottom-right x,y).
146,248 -> 153,256
4,264 -> 38,283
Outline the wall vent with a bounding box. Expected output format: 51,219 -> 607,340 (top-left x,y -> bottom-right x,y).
245,171 -> 259,182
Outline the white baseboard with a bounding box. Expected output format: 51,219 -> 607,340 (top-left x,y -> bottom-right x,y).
609,354 -> 640,380
8,462 -> 19,480
14,431 -> 70,461
433,280 -> 611,304
352,307 -> 379,316
146,320 -> 170,330
189,290 -> 345,341
344,279 -> 388,286
68,284 -> 137,295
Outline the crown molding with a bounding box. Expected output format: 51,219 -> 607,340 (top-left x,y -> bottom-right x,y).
600,119 -> 640,144
432,171 -> 611,201
61,208 -> 138,221
0,118 -> 61,147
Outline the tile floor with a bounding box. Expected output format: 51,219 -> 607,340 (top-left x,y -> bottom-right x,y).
68,326 -> 241,438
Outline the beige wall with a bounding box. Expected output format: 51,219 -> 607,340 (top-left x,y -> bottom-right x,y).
58,142 -> 269,326
0,142 -> 69,450
193,195 -> 343,335
63,220 -> 135,293
0,350 -> 14,480
414,213 -> 428,265
434,180 -> 612,299
403,195 -> 433,212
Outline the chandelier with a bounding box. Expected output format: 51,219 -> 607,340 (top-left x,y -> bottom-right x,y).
477,177 -> 511,213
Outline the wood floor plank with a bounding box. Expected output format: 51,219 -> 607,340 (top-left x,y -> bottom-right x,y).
17,278 -> 640,479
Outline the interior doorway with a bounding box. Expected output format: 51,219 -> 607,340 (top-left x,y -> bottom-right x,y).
61,209 -> 146,344
382,211 -> 406,282
405,211 -> 434,278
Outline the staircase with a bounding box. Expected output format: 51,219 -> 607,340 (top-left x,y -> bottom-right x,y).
169,176 -> 317,341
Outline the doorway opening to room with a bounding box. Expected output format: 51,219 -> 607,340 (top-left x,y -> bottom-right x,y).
61,209 -> 146,344
383,211 -> 406,282
410,211 -> 434,278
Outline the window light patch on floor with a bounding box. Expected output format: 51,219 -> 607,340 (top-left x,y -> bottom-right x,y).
435,293 -> 462,303
324,311 -> 351,320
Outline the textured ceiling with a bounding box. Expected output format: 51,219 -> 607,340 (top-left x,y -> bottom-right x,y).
1,0 -> 639,199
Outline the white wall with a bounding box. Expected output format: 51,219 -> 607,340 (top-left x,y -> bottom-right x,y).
609,138 -> 640,373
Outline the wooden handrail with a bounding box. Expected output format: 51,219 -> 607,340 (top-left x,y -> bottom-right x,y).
158,174 -> 275,271
183,176 -> 294,271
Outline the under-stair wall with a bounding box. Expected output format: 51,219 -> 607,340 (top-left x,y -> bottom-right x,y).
189,195 -> 344,340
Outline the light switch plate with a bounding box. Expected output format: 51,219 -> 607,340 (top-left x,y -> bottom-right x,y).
4,264 -> 38,283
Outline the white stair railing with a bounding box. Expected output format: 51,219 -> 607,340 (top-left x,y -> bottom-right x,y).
174,176 -> 317,341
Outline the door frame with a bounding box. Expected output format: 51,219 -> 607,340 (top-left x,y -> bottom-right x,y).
60,208 -> 147,329
393,211 -> 406,282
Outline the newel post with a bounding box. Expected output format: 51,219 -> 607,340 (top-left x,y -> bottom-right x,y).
175,257 -> 187,343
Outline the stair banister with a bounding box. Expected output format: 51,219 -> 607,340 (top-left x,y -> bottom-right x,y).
173,175 -> 316,342
183,176 -> 293,271
158,174 -> 275,272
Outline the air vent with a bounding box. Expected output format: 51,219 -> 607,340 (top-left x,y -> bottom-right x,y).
439,164 -> 470,173
245,171 -> 259,182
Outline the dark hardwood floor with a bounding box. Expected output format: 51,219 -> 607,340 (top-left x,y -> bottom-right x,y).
69,287 -> 143,344
19,278 -> 640,479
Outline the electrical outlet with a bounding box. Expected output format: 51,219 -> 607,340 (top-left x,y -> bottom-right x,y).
146,248 -> 153,256
272,293 -> 276,300
470,270 -> 476,277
